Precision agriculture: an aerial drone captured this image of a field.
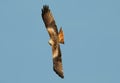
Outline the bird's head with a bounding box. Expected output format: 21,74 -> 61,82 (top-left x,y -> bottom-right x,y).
48,39 -> 54,46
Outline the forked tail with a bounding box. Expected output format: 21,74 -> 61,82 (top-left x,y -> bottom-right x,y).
58,27 -> 64,44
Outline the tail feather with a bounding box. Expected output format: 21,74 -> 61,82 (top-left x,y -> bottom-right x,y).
58,28 -> 64,44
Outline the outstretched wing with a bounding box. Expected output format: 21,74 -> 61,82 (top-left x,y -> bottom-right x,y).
42,5 -> 64,78
41,5 -> 58,37
52,43 -> 64,78
50,34 -> 64,78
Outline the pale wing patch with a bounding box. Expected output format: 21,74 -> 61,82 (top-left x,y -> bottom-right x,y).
47,27 -> 55,34
53,47 -> 58,58
47,27 -> 56,38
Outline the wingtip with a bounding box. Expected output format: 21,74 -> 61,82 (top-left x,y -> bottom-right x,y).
42,5 -> 50,14
61,75 -> 64,79
60,75 -> 64,79
53,68 -> 64,79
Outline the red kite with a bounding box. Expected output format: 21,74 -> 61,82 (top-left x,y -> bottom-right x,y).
41,5 -> 64,78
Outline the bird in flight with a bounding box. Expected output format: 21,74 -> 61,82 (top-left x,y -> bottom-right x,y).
41,5 -> 64,78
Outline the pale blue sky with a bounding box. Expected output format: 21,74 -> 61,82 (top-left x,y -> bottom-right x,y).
0,0 -> 120,83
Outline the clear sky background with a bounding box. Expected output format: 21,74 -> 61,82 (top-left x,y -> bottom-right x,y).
0,0 -> 120,83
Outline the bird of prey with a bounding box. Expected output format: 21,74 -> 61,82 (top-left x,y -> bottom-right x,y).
41,5 -> 64,78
